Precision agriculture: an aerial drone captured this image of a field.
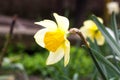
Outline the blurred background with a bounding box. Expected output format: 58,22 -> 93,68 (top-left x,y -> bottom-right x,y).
0,0 -> 120,80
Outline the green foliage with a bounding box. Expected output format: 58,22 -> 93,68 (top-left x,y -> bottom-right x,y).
69,47 -> 93,77
6,44 -> 93,79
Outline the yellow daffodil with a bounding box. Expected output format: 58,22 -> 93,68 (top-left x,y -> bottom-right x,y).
79,18 -> 105,45
34,13 -> 70,66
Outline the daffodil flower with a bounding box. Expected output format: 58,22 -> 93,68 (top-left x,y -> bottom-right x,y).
107,1 -> 119,14
34,13 -> 70,66
79,18 -> 105,45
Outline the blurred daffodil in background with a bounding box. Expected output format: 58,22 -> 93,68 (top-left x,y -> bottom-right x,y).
107,1 -> 119,15
79,17 -> 115,46
80,18 -> 105,45
34,13 -> 70,66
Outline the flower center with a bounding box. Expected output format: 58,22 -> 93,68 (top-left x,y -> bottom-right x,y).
95,30 -> 99,34
44,29 -> 65,52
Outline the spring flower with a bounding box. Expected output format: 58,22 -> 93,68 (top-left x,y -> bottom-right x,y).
107,1 -> 119,14
79,18 -> 105,45
34,13 -> 70,66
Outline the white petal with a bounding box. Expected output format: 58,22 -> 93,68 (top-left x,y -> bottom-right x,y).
35,20 -> 57,30
46,45 -> 64,65
83,18 -> 103,27
53,13 -> 69,31
97,17 -> 103,23
83,20 -> 95,27
34,28 -> 47,47
79,26 -> 89,38
64,40 -> 70,66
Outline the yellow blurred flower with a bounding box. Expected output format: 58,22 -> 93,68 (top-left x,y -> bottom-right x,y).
34,13 -> 70,66
80,18 -> 105,45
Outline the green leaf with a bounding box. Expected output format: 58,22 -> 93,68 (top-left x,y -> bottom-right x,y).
110,12 -> 119,42
90,48 -> 120,76
88,38 -> 120,78
118,29 -> 120,37
91,15 -> 120,59
89,38 -> 108,78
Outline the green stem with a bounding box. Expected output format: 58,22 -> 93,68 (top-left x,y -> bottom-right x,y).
0,15 -> 17,66
76,31 -> 107,80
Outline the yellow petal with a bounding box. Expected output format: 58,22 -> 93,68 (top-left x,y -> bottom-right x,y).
35,20 -> 57,30
53,13 -> 69,31
64,40 -> 70,67
46,45 -> 64,65
34,28 -> 47,47
95,32 -> 105,45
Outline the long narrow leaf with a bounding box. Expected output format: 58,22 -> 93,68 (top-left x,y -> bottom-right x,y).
118,29 -> 120,37
88,38 -> 119,78
90,48 -> 120,76
111,12 -> 119,42
91,39 -> 108,78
